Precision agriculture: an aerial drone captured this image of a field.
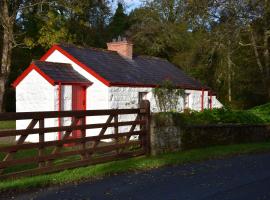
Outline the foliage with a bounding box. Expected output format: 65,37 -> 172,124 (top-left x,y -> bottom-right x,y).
249,103 -> 270,122
153,80 -> 184,112
154,107 -> 266,127
107,3 -> 130,40
1,142 -> 270,192
1,0 -> 270,111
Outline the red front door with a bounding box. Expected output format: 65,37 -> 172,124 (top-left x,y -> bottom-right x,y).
72,85 -> 86,138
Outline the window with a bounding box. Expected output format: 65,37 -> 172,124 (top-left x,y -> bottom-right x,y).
184,93 -> 190,109
138,92 -> 148,104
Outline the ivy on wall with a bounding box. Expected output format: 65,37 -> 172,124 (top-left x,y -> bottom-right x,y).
153,80 -> 184,112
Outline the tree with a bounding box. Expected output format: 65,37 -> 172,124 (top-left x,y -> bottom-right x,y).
0,0 -> 48,112
128,0 -> 191,58
108,2 -> 129,40
239,0 -> 270,98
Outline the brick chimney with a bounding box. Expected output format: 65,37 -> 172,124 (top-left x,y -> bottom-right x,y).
107,36 -> 133,59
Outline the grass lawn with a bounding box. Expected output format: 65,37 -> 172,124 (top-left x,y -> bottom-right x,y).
0,121 -> 15,130
0,141 -> 270,192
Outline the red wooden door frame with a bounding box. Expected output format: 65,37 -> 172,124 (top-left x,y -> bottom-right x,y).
72,85 -> 87,139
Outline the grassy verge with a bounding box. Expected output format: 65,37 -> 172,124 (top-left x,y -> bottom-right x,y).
0,121 -> 15,130
1,142 -> 270,192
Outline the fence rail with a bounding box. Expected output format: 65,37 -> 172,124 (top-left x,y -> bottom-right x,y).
0,100 -> 151,179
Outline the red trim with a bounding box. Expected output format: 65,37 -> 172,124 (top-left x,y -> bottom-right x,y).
40,45 -> 111,86
201,89 -> 204,111
110,82 -> 209,90
210,94 -> 213,110
40,45 -> 215,91
58,83 -> 62,140
84,86 -> 87,110
12,64 -> 55,88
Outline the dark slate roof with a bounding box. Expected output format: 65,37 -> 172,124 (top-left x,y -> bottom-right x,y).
33,60 -> 91,84
58,44 -> 207,89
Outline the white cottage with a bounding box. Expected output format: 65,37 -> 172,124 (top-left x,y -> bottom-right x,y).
12,39 -> 222,142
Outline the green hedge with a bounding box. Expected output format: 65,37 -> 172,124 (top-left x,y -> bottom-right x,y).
249,103 -> 270,122
153,107 -> 266,127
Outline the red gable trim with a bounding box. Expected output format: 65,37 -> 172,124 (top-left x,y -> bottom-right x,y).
12,64 -> 55,88
40,45 -> 211,90
40,45 -> 111,87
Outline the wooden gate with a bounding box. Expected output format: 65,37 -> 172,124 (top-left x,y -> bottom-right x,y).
0,100 -> 150,179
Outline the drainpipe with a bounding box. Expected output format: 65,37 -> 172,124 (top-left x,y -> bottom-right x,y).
58,82 -> 62,140
201,89 -> 204,111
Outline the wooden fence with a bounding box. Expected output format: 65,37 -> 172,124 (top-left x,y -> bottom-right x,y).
0,100 -> 151,179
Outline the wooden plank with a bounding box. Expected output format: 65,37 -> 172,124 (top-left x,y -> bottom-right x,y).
0,119 -> 38,173
48,117 -> 81,165
124,114 -> 140,145
0,131 -> 145,153
1,120 -> 38,162
80,117 -> 87,160
92,114 -> 114,150
114,114 -> 119,154
140,100 -> 151,155
0,150 -> 146,179
0,109 -> 140,121
0,141 -> 142,168
39,119 -> 45,168
0,120 -> 146,138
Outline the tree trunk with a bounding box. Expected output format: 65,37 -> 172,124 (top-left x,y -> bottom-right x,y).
227,54 -> 232,102
0,25 -> 13,112
0,77 -> 6,112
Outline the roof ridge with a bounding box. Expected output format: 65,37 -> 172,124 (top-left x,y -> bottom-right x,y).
59,43 -> 118,54
136,55 -> 169,62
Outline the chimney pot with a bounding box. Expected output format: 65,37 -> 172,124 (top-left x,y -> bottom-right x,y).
118,36 -> 121,41
107,38 -> 133,59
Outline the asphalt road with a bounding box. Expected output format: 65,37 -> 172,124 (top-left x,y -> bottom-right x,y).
8,152 -> 270,200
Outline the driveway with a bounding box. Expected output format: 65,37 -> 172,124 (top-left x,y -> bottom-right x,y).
7,152 -> 270,200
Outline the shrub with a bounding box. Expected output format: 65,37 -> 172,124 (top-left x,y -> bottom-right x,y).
153,108 -> 265,127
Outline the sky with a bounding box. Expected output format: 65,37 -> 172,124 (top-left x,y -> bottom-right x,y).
111,0 -> 143,13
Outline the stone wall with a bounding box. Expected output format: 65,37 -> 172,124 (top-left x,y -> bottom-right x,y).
150,113 -> 270,155
150,115 -> 182,155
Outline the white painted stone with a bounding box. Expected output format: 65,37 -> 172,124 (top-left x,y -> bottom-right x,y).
16,70 -> 56,142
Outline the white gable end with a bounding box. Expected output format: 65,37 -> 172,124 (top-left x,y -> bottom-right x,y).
16,70 -> 56,142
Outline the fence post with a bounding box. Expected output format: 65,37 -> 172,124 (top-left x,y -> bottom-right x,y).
140,100 -> 151,155
114,113 -> 119,155
39,119 -> 45,167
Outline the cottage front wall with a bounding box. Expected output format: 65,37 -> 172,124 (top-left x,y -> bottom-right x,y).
16,70 -> 56,142
45,50 -> 109,136
108,87 -> 211,134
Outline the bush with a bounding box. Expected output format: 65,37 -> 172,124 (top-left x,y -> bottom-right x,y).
153,108 -> 265,127
249,103 -> 270,123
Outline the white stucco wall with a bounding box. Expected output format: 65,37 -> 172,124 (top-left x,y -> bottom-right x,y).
108,87 -> 215,134
45,50 -> 109,137
16,70 -> 56,142
212,96 -> 223,108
